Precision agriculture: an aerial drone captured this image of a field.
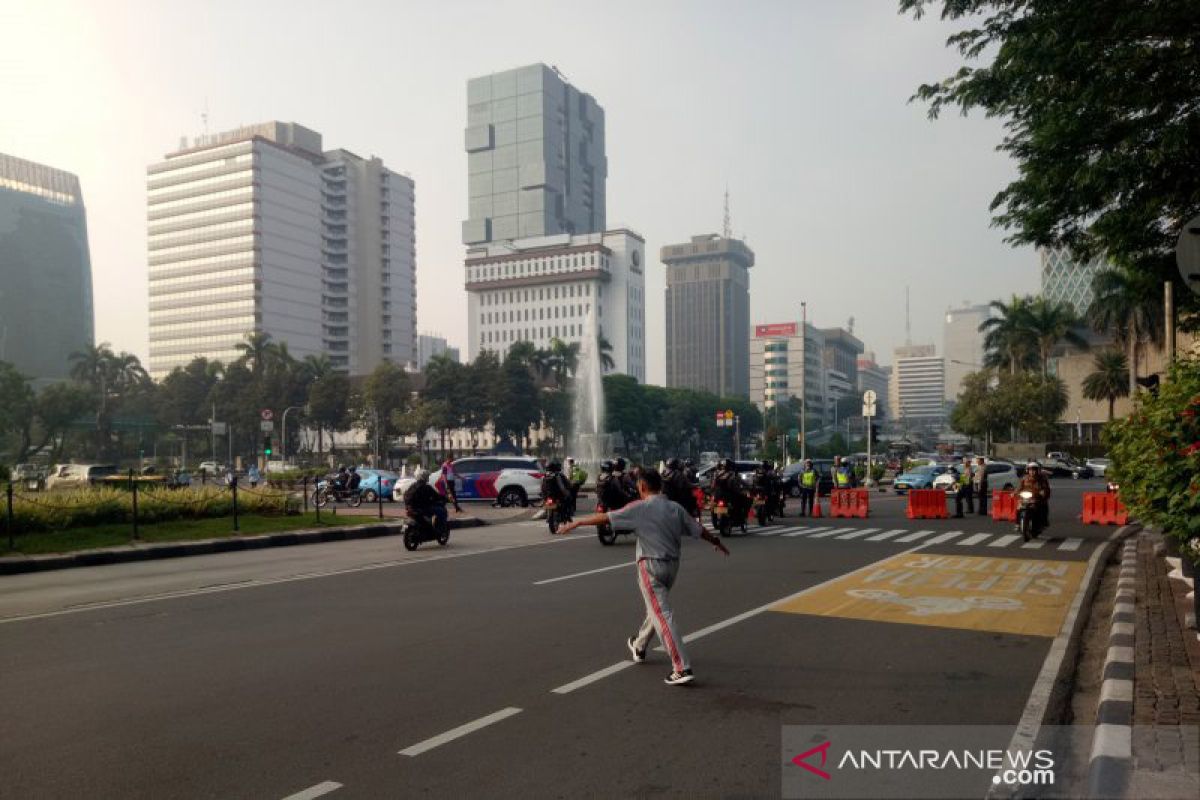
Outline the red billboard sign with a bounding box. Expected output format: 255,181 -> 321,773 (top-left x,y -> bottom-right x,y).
755,322 -> 798,338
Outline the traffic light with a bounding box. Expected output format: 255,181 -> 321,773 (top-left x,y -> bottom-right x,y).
263,434 -> 273,456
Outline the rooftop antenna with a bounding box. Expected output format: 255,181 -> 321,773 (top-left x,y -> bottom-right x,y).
722,185 -> 731,239
905,286 -> 912,346
847,315 -> 855,334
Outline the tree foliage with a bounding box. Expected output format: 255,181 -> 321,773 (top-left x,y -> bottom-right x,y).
951,369 -> 1067,442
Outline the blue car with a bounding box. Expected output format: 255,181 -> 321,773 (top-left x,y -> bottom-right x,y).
317,469 -> 399,502
892,465 -> 951,494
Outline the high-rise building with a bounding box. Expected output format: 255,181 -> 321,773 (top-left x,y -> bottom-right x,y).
856,352 -> 891,418
0,153 -> 94,387
1040,246 -> 1105,314
890,344 -> 946,429
749,322 -> 825,422
819,327 -> 864,426
416,333 -> 461,370
463,63 -> 606,245
663,234 -> 753,397
464,229 -> 645,381
146,122 -> 415,380
943,303 -> 991,401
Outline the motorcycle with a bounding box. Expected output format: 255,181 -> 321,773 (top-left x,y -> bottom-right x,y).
313,480 -> 362,508
1016,490 -> 1043,542
544,495 -> 572,534
595,501 -> 634,546
752,489 -> 773,527
402,507 -> 449,551
711,495 -> 748,538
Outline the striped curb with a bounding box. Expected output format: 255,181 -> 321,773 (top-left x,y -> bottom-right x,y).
1087,534 -> 1140,799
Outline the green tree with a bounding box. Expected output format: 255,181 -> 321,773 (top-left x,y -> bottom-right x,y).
359,361 -> 411,457
1025,296 -> 1088,376
979,296 -> 1037,374
1089,267 -> 1166,396
0,361 -> 35,462
234,332 -> 274,378
33,382 -> 95,462
1082,349 -> 1130,422
494,353 -> 540,450
902,0 -> 1200,322
306,372 -> 351,456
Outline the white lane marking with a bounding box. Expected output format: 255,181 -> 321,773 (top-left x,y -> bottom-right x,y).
1058,537 -> 1083,551
866,529 -> 906,541
809,527 -> 856,538
783,527 -> 829,538
924,530 -> 965,545
1021,539 -> 1046,549
753,526 -> 789,536
836,528 -> 880,540
0,534 -> 587,625
894,529 -> 934,543
398,707 -> 523,756
956,533 -> 991,547
551,661 -> 635,694
534,562 -> 631,585
282,781 -> 343,800
989,534 -> 1022,548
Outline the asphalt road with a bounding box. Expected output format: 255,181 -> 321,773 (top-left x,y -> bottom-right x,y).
0,479 -> 1117,798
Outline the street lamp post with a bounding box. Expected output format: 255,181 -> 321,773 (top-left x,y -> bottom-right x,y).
800,300 -> 807,462
280,406 -> 305,465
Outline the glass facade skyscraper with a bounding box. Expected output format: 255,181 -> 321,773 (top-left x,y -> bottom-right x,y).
1040,246 -> 1104,314
0,153 -> 94,386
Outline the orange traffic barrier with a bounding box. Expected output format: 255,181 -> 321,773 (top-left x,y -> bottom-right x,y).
831,489 -> 869,518
906,489 -> 948,520
991,490 -> 1018,522
1082,492 -> 1129,525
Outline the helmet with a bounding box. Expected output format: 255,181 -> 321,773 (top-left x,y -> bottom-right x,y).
721,458 -> 735,471
414,468 -> 429,482
339,465 -> 348,472
547,461 -> 561,473
614,458 -> 627,471
684,458 -> 695,467
1027,461 -> 1041,471
349,466 -> 357,473
666,458 -> 682,470
805,458 -> 813,466
762,460 -> 771,470
565,457 -> 575,466
600,459 -> 614,473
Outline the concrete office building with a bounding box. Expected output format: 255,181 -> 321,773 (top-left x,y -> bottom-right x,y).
0,154 -> 94,386
1041,246 -> 1105,315
820,328 -> 864,426
416,333 -> 460,370
749,322 -> 825,421
890,344 -> 946,429
943,303 -> 991,401
856,352 -> 891,417
147,122 -> 415,380
464,229 -> 645,381
663,234 -> 753,397
463,63 -> 605,245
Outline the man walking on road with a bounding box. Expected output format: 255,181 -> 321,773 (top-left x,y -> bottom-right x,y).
557,468 -> 730,686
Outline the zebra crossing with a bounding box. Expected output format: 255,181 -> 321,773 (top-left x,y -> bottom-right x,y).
709,522 -> 1086,552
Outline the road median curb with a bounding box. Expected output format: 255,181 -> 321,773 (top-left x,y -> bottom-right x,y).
0,516 -> 486,576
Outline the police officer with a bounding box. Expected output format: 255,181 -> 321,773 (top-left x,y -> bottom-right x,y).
797,458 -> 818,517
972,457 -> 989,517
953,464 -> 974,518
662,458 -> 696,516
832,456 -> 855,490
597,460 -> 632,511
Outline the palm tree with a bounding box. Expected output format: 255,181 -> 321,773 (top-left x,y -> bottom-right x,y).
1082,349 -> 1130,421
109,351 -> 149,392
546,338 -> 580,386
301,353 -> 335,382
597,332 -> 616,373
234,332 -> 274,377
979,296 -> 1037,374
1088,267 -> 1164,396
69,342 -> 114,390
1024,296 -> 1089,375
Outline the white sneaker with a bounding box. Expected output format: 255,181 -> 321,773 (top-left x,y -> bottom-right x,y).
627,636 -> 646,663
664,669 -> 694,686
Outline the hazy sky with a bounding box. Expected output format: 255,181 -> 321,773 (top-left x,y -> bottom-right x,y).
0,0 -> 1037,383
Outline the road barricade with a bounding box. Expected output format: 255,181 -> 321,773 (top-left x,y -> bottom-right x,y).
906,489 -> 948,520
830,488 -> 869,518
1082,492 -> 1129,525
991,490 -> 1018,522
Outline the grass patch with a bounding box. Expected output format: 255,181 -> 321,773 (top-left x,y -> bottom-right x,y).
3,512 -> 379,556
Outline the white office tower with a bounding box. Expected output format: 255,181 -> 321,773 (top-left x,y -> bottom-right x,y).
889,344 -> 946,430
147,122 -> 416,379
464,229 -> 645,381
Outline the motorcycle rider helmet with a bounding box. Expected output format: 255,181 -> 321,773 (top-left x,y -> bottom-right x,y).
1027,462 -> 1041,472
547,461 -> 562,473
600,459 -> 614,473
721,458 -> 735,472
666,458 -> 682,470
684,458 -> 695,467
614,457 -> 627,472
349,465 -> 357,473
761,460 -> 771,470
414,468 -> 429,482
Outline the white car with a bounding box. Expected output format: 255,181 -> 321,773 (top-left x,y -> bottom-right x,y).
1086,457 -> 1110,477
436,455 -> 546,506
933,461 -> 1019,494
45,463 -> 120,490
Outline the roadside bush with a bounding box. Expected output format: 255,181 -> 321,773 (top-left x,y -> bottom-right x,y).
8,485 -> 298,534
1104,356 -> 1200,561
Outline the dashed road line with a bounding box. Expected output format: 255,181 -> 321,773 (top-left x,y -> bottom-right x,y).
924,530 -> 965,545
894,529 -> 934,543
1059,537 -> 1083,551
809,527 -> 856,539
534,562 -> 630,585
551,661 -> 634,694
783,527 -> 828,538
956,533 -> 991,546
1021,539 -> 1046,549
989,534 -> 1022,548
281,781 -> 343,800
866,529 -> 906,541
398,707 -> 524,756
835,528 -> 880,540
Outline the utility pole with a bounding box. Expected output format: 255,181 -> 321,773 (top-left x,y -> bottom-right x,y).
800,301 -> 807,462
211,402 -> 216,463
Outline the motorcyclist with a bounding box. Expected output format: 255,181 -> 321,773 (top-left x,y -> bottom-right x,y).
752,460 -> 780,516
403,468 -> 447,531
541,461 -> 573,517
347,465 -> 362,495
596,460 -> 632,511
1016,462 -> 1052,533
613,457 -> 637,503
332,465 -> 350,493
565,457 -> 587,517
684,458 -> 698,484
662,457 -> 697,516
710,458 -> 749,522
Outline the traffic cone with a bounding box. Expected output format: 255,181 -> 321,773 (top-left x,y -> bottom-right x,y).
812,497 -> 823,518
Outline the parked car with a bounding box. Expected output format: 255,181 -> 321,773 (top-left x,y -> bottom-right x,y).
780,460 -> 835,497
695,460 -> 762,486
1086,457 -> 1110,477
892,464 -> 951,494
437,456 -> 544,506
45,463 -> 120,490
357,469 -> 400,502
1042,455 -> 1094,479
196,461 -> 224,476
